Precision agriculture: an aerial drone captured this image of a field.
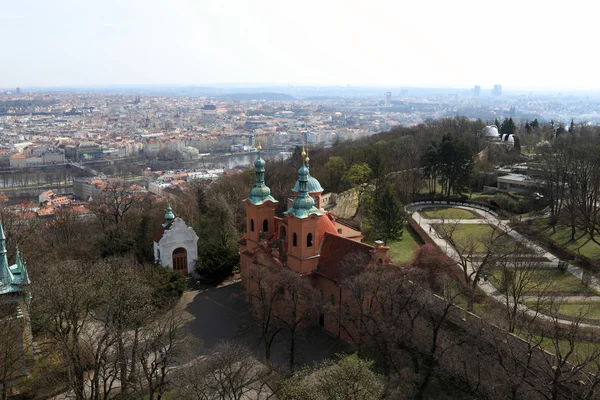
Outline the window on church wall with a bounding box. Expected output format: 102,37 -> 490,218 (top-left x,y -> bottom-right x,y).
307,233 -> 313,248
263,219 -> 268,233
330,294 -> 335,305
250,219 -> 255,232
293,233 -> 297,247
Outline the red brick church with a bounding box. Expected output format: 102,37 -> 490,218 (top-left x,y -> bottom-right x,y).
239,144 -> 391,338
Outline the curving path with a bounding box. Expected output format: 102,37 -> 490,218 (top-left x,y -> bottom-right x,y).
405,202 -> 600,329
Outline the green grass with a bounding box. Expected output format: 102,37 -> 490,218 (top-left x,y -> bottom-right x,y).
434,223 -> 525,253
531,218 -> 600,261
469,193 -> 495,202
422,207 -> 476,220
533,336 -> 600,368
524,301 -> 600,321
489,269 -> 596,295
387,224 -> 420,264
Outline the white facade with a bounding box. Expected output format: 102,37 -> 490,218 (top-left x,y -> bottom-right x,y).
153,218 -> 199,274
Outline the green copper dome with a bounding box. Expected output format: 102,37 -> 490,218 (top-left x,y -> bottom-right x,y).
245,150 -> 278,206
163,203 -> 175,226
292,175 -> 324,193
254,156 -> 265,169
285,158 -> 322,219
292,157 -> 324,193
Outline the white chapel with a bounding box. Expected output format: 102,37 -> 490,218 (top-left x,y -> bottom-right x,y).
153,204 -> 199,275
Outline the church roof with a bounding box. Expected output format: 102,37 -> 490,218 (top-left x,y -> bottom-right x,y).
318,213 -> 339,241
316,232 -> 374,282
152,220 -> 173,243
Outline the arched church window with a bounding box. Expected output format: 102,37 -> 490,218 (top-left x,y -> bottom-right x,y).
263,219 -> 269,233
307,233 -> 313,248
250,219 -> 255,232
293,233 -> 297,247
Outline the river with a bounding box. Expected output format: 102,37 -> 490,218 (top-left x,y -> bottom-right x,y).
191,150 -> 292,169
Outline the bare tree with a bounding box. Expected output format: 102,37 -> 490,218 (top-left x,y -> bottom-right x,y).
245,265 -> 286,364
436,219 -> 514,311
490,246 -> 550,334
174,340 -> 276,400
137,309 -> 190,400
272,268 -> 321,371
90,179 -> 151,227
279,354 -> 385,400
0,301 -> 27,400
30,259 -> 103,400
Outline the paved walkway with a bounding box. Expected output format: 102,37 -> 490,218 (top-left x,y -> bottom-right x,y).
406,204 -> 600,328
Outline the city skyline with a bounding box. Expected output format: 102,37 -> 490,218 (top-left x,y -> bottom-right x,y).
1,0 -> 599,90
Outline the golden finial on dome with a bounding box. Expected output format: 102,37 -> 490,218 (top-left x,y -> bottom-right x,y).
256,134 -> 262,151
301,141 -> 306,157
305,146 -> 310,163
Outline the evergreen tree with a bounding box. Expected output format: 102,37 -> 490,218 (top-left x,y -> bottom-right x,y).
500,117 -> 517,135
372,182 -> 405,245
531,119 -> 540,129
569,118 -> 575,134
494,118 -> 501,128
437,134 -> 474,196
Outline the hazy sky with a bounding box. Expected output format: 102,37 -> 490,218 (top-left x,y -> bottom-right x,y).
1,0 -> 598,90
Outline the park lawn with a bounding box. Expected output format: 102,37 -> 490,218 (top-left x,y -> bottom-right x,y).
469,193 -> 495,202
489,269 -> 596,295
434,223 -> 525,253
387,224 -> 420,264
422,207 -> 476,220
533,336 -> 600,370
531,218 -> 600,261
524,300 -> 600,321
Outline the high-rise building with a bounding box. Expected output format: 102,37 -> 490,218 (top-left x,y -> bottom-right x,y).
493,84 -> 502,96
384,92 -> 391,107
473,85 -> 481,97
15,87 -> 21,94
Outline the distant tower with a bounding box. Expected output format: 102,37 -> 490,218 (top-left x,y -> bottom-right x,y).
493,84 -> 502,96
384,92 -> 392,107
473,85 -> 481,97
16,87 -> 21,95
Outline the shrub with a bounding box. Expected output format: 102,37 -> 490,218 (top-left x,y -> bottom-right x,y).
196,244 -> 239,285
146,265 -> 187,307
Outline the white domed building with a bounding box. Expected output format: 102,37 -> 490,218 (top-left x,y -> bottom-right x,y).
484,125 -> 500,139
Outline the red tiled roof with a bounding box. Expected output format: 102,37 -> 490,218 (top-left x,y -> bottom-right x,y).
152,221 -> 173,243
316,232 -> 374,282
318,213 -> 338,242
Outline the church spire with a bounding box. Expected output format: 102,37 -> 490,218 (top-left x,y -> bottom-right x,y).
0,222 -> 13,286
285,142 -> 322,219
246,134 -> 277,206
164,202 -> 175,226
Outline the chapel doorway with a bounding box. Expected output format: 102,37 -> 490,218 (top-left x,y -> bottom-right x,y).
172,247 -> 188,275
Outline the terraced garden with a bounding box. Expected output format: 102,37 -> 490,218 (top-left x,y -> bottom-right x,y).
421,207 -> 477,220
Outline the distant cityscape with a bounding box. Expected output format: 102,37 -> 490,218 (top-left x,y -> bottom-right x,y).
1,84 -> 599,170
